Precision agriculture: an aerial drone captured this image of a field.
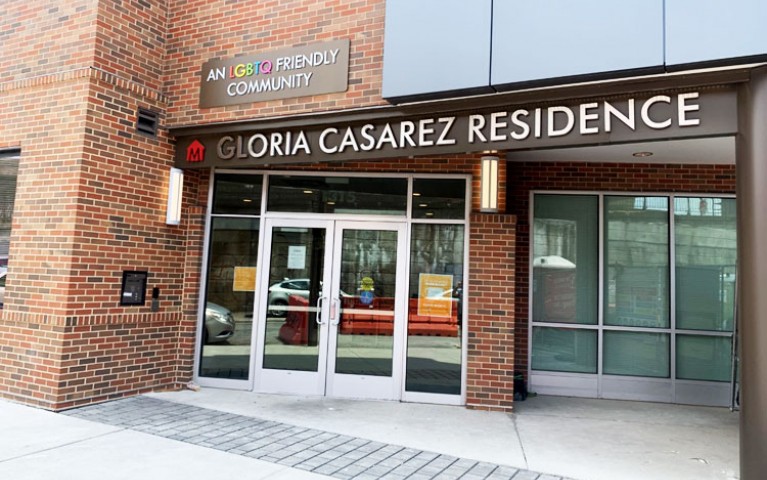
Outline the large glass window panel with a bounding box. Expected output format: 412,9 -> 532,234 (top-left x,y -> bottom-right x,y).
533,195 -> 598,324
405,224 -> 464,394
603,331 -> 669,378
336,229 -> 398,376
263,227 -> 326,372
212,174 -> 263,215
675,197 -> 737,332
199,218 -> 260,379
532,327 -> 597,373
604,196 -> 669,328
676,335 -> 733,382
268,176 -> 408,215
411,178 -> 466,220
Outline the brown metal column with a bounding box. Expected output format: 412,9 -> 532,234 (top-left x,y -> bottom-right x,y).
737,67 -> 767,479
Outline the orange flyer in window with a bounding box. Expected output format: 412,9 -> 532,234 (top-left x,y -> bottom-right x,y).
233,266 -> 257,292
417,274 -> 453,318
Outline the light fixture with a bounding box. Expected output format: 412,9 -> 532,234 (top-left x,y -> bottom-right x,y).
632,151 -> 654,158
419,203 -> 428,207
303,190 -> 313,194
480,155 -> 499,212
412,192 -> 421,197
242,198 -> 253,203
166,167 -> 183,225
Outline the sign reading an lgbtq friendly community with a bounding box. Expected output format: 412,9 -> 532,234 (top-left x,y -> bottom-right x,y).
200,39 -> 350,108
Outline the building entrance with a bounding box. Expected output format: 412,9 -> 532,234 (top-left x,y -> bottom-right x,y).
255,218 -> 407,400
196,172 -> 469,404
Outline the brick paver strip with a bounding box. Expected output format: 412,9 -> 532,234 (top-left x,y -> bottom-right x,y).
62,396 -> 575,480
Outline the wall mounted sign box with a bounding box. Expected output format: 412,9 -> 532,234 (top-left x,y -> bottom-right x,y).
199,39 -> 350,108
120,271 -> 148,306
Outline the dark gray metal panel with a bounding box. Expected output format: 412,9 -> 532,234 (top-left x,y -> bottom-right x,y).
667,0 -> 767,65
736,67 -> 767,480
491,0 -> 664,85
173,88 -> 738,168
382,0 -> 492,99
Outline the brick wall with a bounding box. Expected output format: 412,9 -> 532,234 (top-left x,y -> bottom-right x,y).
0,0 -> 193,409
0,1 -> 97,82
506,162 -> 737,377
94,0 -> 168,92
466,214 -> 516,412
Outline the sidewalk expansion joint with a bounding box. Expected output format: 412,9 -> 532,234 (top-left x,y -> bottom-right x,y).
0,428 -> 126,465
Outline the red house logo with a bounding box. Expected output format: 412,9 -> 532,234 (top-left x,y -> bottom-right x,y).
186,140 -> 205,162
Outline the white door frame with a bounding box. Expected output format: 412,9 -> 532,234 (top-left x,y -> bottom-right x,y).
253,218 -> 335,395
253,218 -> 407,401
325,220 -> 407,401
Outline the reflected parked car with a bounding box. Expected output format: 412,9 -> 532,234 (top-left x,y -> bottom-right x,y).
267,278 -> 351,316
0,270 -> 6,308
204,302 -> 235,344
267,278 -> 310,316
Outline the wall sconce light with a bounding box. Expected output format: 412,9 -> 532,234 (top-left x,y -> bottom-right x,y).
166,167 -> 183,225
480,155 -> 499,212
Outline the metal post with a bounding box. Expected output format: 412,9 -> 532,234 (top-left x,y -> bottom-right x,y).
737,66 -> 767,479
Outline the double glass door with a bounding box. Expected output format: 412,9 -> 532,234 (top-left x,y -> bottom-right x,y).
255,218 -> 407,400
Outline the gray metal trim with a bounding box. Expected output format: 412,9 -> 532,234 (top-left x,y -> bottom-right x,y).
736,65 -> 767,478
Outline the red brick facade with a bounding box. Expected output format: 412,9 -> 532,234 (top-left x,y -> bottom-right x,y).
0,0 -> 734,413
467,214 -> 516,411
0,1 -> 180,409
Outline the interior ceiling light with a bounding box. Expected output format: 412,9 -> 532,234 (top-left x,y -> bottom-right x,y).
242,198 -> 253,203
419,203 -> 428,207
632,151 -> 654,158
327,201 -> 336,205
412,192 -> 421,197
303,190 -> 313,194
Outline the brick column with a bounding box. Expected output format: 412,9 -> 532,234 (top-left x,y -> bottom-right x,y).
466,213 -> 516,411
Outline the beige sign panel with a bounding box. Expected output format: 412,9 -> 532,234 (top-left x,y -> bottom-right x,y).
232,266 -> 257,292
417,274 -> 453,318
199,39 -> 350,108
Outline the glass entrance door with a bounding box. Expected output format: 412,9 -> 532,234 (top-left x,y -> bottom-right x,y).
255,219 -> 406,400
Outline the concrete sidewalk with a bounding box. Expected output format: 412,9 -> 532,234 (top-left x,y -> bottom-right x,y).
0,398 -> 327,480
0,390 -> 739,480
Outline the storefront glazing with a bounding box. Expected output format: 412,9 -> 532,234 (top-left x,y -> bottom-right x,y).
530,192 -> 737,406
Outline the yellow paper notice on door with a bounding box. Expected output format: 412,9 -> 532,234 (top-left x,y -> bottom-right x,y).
233,267 -> 257,292
417,273 -> 453,317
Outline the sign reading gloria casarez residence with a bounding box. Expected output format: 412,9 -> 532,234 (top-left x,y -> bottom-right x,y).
199,39 -> 350,108
176,89 -> 738,168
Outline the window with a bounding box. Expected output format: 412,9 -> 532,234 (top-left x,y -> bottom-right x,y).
212,174 -> 263,215
604,197 -> 669,329
199,173 -> 264,380
411,178 -> 466,219
531,193 -> 736,403
406,224 -> 464,394
268,175 -> 408,215
0,152 -> 19,270
533,195 -> 598,325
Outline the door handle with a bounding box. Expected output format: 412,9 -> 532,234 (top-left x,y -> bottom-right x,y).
331,297 -> 341,326
315,296 -> 326,325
